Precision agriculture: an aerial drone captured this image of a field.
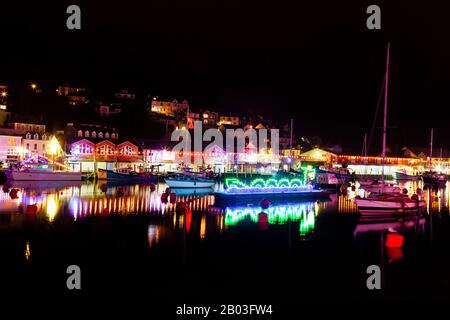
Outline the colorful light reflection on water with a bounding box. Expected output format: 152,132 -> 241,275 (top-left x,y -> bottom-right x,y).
0,180 -> 448,238
224,203 -> 316,235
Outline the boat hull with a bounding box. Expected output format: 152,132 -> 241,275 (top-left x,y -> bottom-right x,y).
214,189 -> 331,206
355,198 -> 424,215
165,179 -> 215,188
393,172 -> 419,181
98,169 -> 157,182
4,169 -> 82,181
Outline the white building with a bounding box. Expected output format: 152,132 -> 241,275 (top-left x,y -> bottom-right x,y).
22,132 -> 51,159
0,135 -> 22,164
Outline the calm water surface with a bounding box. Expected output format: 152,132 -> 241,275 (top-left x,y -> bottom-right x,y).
1,180 -> 450,304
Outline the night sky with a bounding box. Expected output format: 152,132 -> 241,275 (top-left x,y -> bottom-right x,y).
1,0 -> 450,153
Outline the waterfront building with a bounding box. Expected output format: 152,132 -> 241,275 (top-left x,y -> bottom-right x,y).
0,135 -> 22,164
64,123 -> 142,173
68,138 -> 142,173
21,132 -> 52,160
298,147 -> 450,176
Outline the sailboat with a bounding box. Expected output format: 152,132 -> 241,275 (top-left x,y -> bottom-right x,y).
354,43 -> 424,216
421,129 -> 447,187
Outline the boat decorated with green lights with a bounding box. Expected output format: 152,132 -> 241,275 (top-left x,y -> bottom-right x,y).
214,176 -> 330,205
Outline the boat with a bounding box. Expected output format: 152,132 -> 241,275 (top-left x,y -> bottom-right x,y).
315,171 -> 342,189
164,173 -> 215,188
98,168 -> 157,182
354,43 -> 424,217
393,170 -> 419,181
355,192 -> 424,216
421,129 -> 447,187
215,176 -> 330,205
360,181 -> 401,194
421,171 -> 447,186
4,167 -> 82,181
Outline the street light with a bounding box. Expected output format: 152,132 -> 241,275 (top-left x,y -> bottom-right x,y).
1,91 -> 7,98
49,136 -> 60,171
31,83 -> 37,90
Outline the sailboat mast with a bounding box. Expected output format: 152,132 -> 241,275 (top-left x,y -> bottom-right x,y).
429,128 -> 433,171
381,42 -> 390,187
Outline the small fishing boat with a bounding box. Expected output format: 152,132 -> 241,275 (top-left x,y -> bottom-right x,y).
164,167 -> 216,188
164,173 -> 215,188
393,170 -> 419,181
98,168 -> 158,182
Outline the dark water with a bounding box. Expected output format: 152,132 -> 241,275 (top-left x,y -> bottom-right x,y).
0,181 -> 450,313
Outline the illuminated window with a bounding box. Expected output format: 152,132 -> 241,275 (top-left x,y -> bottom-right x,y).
77,130 -> 83,137
98,132 -> 103,138
85,131 -> 90,138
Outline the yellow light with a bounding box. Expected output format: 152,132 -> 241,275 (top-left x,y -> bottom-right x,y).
31,83 -> 37,89
203,113 -> 209,119
46,194 -> 58,222
1,91 -> 7,97
49,136 -> 60,155
25,242 -> 31,260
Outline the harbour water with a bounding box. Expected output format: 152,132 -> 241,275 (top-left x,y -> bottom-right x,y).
1,180 -> 450,305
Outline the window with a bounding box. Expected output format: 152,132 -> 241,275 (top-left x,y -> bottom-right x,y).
111,133 -> 116,139
85,131 -> 90,138
26,143 -> 29,150
77,130 -> 83,137
26,133 -> 31,139
42,144 -> 46,150
105,132 -> 110,139
42,134 -> 47,140
98,132 -> 103,138
34,144 -> 37,150
34,133 -> 39,140
92,131 -> 97,138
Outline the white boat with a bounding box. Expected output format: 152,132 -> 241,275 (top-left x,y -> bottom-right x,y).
4,167 -> 82,181
361,182 -> 401,194
355,193 -> 424,215
165,178 -> 215,188
393,171 -> 419,181
164,172 -> 215,188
